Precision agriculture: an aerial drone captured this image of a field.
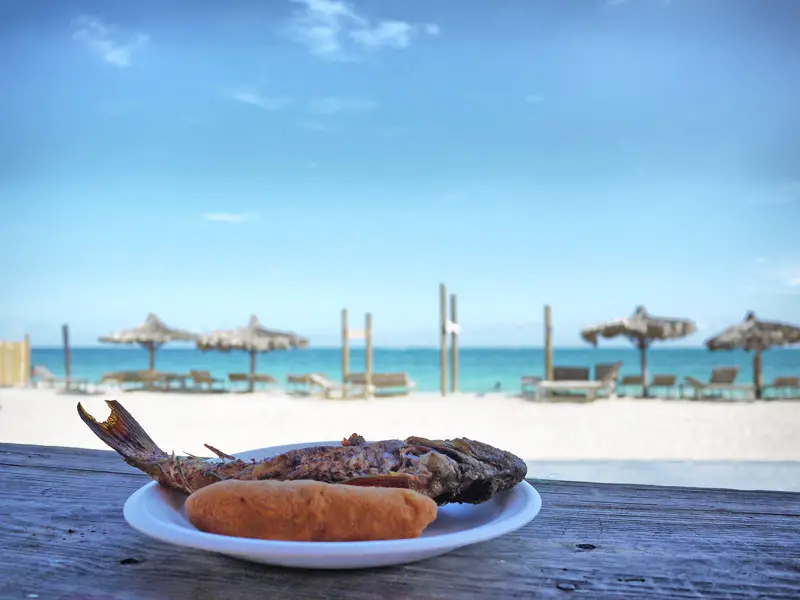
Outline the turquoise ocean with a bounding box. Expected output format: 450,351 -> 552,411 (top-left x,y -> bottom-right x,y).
31,347 -> 800,393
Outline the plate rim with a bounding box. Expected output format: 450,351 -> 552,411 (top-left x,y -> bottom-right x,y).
122,442 -> 542,559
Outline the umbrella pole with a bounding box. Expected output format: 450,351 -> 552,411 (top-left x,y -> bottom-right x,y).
249,350 -> 256,393
638,340 -> 649,398
754,349 -> 762,400
147,343 -> 156,371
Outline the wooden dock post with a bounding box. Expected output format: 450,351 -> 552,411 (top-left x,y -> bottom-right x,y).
544,304 -> 553,381
341,308 -> 350,398
341,308 -> 374,399
62,324 -> 71,380
365,312 -> 373,396
439,283 -> 447,396
450,293 -> 459,393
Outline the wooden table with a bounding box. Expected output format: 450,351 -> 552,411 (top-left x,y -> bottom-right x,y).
2,443 -> 799,600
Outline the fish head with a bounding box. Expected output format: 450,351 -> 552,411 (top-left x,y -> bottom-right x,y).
407,436 -> 528,502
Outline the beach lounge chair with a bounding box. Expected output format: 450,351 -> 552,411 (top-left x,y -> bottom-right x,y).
648,374 -> 679,398
347,372 -> 417,397
228,373 -> 277,391
763,376 -> 800,399
684,367 -> 754,400
617,375 -> 644,397
190,370 -> 225,391
99,370 -> 156,390
308,374 -> 373,400
535,366 -> 608,401
520,375 -> 543,397
32,365 -> 89,392
102,371 -> 141,389
286,373 -> 325,394
593,362 -> 623,397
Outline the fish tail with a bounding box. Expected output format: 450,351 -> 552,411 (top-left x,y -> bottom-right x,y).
77,400 -> 167,465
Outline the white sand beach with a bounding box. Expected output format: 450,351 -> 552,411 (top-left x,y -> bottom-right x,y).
2,387 -> 798,459
2,388 -> 800,491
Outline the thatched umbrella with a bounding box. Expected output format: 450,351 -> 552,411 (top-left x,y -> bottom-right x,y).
196,315 -> 309,392
705,311 -> 800,399
99,313 -> 197,370
581,306 -> 697,396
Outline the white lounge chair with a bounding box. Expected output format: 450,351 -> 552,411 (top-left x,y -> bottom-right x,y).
308,374 -> 374,399
32,365 -> 88,392
763,376 -> 800,399
347,372 -> 417,397
535,362 -> 620,401
684,367 -> 754,400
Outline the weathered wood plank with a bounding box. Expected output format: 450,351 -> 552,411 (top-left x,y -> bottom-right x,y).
1,443 -> 799,600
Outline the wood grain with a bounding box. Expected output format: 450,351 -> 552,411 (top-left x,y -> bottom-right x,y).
1,442 -> 799,600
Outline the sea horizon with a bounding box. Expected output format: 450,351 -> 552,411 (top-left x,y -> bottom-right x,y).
29,346 -> 800,394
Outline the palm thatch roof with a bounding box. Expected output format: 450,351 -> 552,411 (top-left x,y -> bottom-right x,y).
196,315 -> 308,392
99,313 -> 198,346
705,312 -> 800,399
705,311 -> 800,352
581,306 -> 697,396
99,313 -> 197,370
581,306 -> 697,347
196,315 -> 308,353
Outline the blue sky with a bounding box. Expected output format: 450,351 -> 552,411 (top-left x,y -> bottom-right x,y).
1,0 -> 798,347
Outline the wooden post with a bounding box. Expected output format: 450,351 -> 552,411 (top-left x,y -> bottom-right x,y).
753,348 -> 763,400
639,340 -> 649,398
365,312 -> 373,398
249,349 -> 256,393
341,308 -> 349,399
450,293 -> 458,393
439,283 -> 447,396
23,334 -> 31,385
62,324 -> 71,380
147,342 -> 156,371
544,305 -> 553,380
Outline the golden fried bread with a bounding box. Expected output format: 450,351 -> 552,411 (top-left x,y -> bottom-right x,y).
184,479 -> 438,542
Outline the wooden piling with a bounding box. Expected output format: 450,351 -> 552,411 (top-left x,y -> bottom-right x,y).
62,324 -> 71,380
544,305 -> 553,381
439,283 -> 447,396
450,293 -> 458,393
341,308 -> 350,398
365,312 -> 373,396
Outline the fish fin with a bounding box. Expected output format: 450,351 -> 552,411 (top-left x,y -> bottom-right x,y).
77,400 -> 166,463
340,473 -> 415,489
341,433 -> 367,447
203,444 -> 236,461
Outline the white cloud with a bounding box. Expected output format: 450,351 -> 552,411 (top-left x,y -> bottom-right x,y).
201,213 -> 258,223
71,15 -> 149,68
786,277 -> 800,287
308,96 -> 377,114
227,88 -> 291,110
525,93 -> 545,103
288,0 -> 438,60
351,21 -> 439,49
742,181 -> 800,207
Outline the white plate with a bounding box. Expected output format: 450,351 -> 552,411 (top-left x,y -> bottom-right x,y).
123,441 -> 542,570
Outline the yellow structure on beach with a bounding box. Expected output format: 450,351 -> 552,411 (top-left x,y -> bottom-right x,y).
0,335 -> 31,387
